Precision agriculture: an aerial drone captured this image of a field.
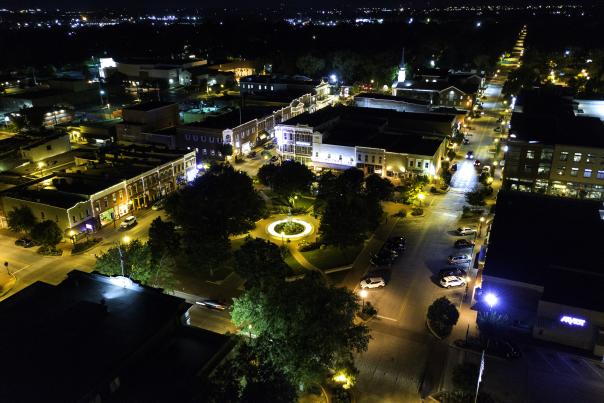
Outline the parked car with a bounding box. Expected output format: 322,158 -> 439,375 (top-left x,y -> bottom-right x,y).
454,239 -> 475,249
456,227 -> 476,236
370,250 -> 397,266
463,138 -> 470,145
466,150 -> 474,159
263,143 -> 275,150
196,299 -> 228,311
269,156 -> 279,163
15,238 -> 34,248
474,159 -> 481,167
440,276 -> 466,288
247,151 -> 257,158
451,163 -> 458,172
119,216 -> 137,230
151,199 -> 165,211
448,254 -> 472,265
439,267 -> 467,278
488,339 -> 522,359
494,127 -> 502,132
360,277 -> 386,289
384,237 -> 406,253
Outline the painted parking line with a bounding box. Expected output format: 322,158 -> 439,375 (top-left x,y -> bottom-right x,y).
376,315 -> 398,322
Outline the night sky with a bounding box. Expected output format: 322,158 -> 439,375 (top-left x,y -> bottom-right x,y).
2,0 -> 600,10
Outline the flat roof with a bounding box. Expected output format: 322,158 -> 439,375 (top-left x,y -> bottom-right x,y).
0,271 -> 195,402
191,106 -> 277,129
484,191 -> 604,311
241,74 -> 321,86
5,188 -> 88,209
124,102 -> 176,112
509,113 -> 604,148
355,92 -> 431,106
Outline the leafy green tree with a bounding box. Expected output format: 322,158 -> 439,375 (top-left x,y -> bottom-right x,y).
272,160 -> 314,198
231,272 -> 370,387
296,54 -> 325,77
257,163 -> 280,188
234,237 -> 291,287
466,188 -> 487,206
30,220 -> 62,247
94,240 -> 174,289
148,217 -> 180,262
219,143 -> 233,157
365,174 -> 394,201
427,297 -> 460,338
7,205 -> 37,234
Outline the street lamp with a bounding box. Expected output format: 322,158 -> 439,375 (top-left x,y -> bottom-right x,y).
248,324 -> 253,342
478,216 -> 486,237
68,230 -> 76,245
484,292 -> 498,310
417,192 -> 425,207
359,289 -> 368,310
122,235 -> 131,244
280,231 -> 285,245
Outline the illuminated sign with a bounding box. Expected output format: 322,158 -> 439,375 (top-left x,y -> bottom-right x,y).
560,316 -> 586,327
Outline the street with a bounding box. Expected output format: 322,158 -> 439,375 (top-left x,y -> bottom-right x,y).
353,77 -> 506,402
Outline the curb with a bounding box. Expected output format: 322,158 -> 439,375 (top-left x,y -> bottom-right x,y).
426,319 -> 445,340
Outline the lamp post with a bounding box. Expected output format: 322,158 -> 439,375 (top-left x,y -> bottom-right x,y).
116,236 -> 131,279
359,289 -> 368,310
280,231 -> 285,245
248,324 -> 253,342
68,230 -> 76,245
478,216 -> 486,237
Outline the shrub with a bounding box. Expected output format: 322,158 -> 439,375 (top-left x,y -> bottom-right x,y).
72,237 -> 102,254
298,240 -> 321,252
362,301 -> 377,317
427,297 -> 460,338
393,209 -> 407,218
37,245 -> 62,256
411,207 -> 424,216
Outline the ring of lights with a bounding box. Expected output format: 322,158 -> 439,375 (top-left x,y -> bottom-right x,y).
267,218 -> 313,240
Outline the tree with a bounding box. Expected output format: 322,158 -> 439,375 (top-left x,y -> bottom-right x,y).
219,143 -> 233,158
30,220 -> 62,248
427,297 -> 460,338
147,217 -> 180,263
231,272 -> 370,387
257,163 -> 280,188
365,174 -> 394,201
234,237 -> 291,287
7,205 -> 37,234
94,240 -> 174,289
466,188 -> 487,206
296,54 -> 325,77
272,160 -> 314,198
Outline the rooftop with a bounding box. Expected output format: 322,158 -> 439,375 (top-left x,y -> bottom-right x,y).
241,74 -> 322,86
509,113 -> 604,148
0,270 -> 228,402
355,92 -> 431,106
5,188 -> 89,209
484,191 -> 604,311
191,106 -> 278,129
124,102 -> 177,112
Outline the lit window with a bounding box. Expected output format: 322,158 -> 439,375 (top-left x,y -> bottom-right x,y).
557,166 -> 565,175
597,170 -> 604,179
559,152 -> 568,161
584,169 -> 592,178
538,164 -> 550,174
573,153 -> 582,162
570,167 -> 579,176
540,149 -> 553,160
526,150 -> 535,159
586,154 -> 595,163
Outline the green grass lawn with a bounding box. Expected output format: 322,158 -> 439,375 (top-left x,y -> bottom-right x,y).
300,244 -> 363,271
283,252 -> 307,275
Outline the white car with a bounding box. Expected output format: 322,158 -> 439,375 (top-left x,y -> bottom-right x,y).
360,277 -> 386,289
448,254 -> 472,265
119,216 -> 137,230
440,276 -> 466,288
456,227 -> 476,236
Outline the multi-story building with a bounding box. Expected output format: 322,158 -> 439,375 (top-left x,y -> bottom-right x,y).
275,106 -> 454,179
0,145 -> 196,234
116,102 -> 180,143
503,89 -> 604,200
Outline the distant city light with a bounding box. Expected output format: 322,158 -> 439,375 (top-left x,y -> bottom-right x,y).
329,74 -> 337,83
476,21 -> 482,27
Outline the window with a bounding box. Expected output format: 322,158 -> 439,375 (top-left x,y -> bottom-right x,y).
358,154 -> 362,161
41,212 -> 45,219
597,170 -> 604,179
526,150 -> 535,159
573,153 -> 582,162
557,166 -> 566,175
112,193 -> 117,202
327,154 -> 331,159
559,152 -> 568,161
424,162 -> 429,169
570,167 -> 579,176
584,169 -> 592,178
409,160 -> 414,167
540,149 -> 553,161
119,190 -> 123,200
104,197 -> 108,208
537,164 -> 550,174
365,155 -> 368,162
586,154 -> 595,163
338,155 -> 342,160
371,156 -> 375,163
316,152 -> 319,157
523,164 -> 534,173
379,157 -> 382,164
416,161 -> 422,168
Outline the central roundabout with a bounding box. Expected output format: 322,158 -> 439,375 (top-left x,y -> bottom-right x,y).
267,217 -> 313,240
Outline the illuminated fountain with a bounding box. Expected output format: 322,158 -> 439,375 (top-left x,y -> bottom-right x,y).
267,214 -> 313,240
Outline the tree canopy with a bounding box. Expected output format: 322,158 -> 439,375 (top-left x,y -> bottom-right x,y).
258,160 -> 314,198
7,205 -> 37,234
147,217 -> 180,263
30,220 -> 62,247
231,272 -> 370,386
427,297 -> 460,338
234,237 -> 291,288
94,239 -> 174,289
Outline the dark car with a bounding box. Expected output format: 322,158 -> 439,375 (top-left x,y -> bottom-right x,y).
454,239 -> 475,249
269,156 -> 279,163
263,143 -> 275,150
488,339 -> 522,359
196,299 -> 228,311
474,159 -> 481,167
466,151 -> 474,159
463,138 -> 470,145
439,267 -> 467,279
15,238 -> 34,248
384,236 -> 406,253
247,151 -> 257,158
369,250 -> 396,266
451,163 -> 458,172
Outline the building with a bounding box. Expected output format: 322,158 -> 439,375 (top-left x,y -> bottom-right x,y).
0,270 -> 231,402
481,191 -> 604,356
0,145 -> 196,233
19,132 -> 71,162
391,68 -> 484,110
275,106 -> 454,178
206,59 -> 257,81
504,89 -> 604,200
116,102 -> 180,143
354,92 -> 469,116
115,58 -> 208,87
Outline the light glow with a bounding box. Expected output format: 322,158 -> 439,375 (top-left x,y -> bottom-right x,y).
484,292 -> 498,308
267,218 -> 313,240
560,316 -> 586,327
